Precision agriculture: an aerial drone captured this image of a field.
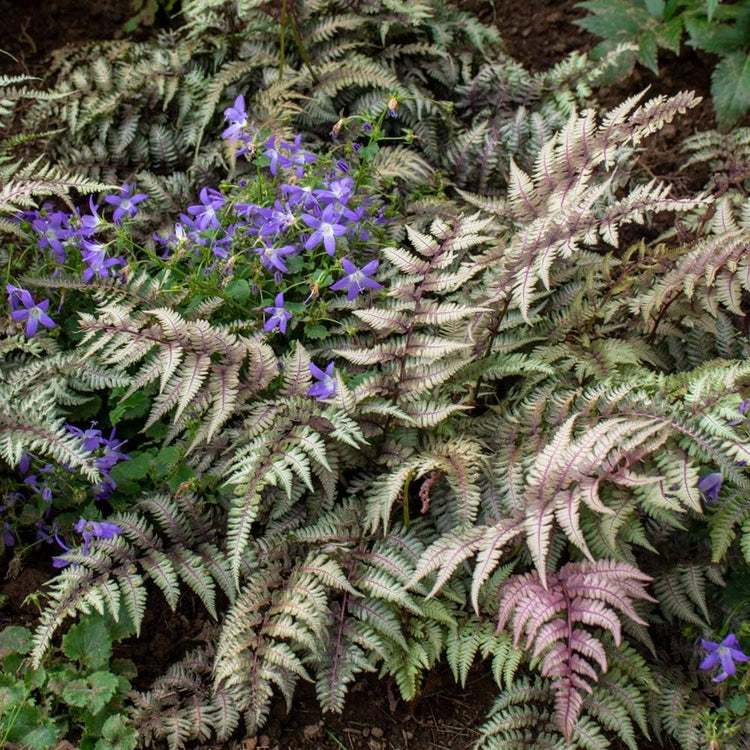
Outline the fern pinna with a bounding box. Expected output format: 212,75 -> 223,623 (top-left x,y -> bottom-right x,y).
3,64 -> 750,749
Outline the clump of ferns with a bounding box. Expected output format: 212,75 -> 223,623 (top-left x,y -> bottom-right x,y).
20,0 -> 635,203
12,90 -> 750,749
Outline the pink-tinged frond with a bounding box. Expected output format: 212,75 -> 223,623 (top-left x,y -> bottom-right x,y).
553,679 -> 585,739
524,592 -> 567,647
497,560 -> 655,739
532,618 -> 568,659
569,599 -> 622,644
569,629 -> 608,672
568,654 -> 599,683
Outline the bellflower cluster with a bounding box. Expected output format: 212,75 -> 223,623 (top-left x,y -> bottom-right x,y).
66,422 -> 130,500
149,97 -> 387,349
31,210 -> 72,263
15,181 -> 144,289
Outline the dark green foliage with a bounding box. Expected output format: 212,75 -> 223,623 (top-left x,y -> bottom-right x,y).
0,617 -> 137,749
576,0 -> 750,127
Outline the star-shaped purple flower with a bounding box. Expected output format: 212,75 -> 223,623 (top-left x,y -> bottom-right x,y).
255,242 -> 297,274
187,187 -> 226,231
222,94 -> 248,142
264,292 -> 293,334
302,204 -> 347,256
81,241 -> 125,282
699,633 -> 749,682
105,183 -> 148,225
330,258 -> 382,301
7,286 -> 56,337
31,211 -> 71,263
308,362 -> 336,400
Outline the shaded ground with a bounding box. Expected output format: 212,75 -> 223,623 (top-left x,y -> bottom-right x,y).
0,1 -> 732,748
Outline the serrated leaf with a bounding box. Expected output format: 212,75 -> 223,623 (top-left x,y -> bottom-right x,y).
0,626 -> 32,656
61,617 -> 112,670
711,52 -> 750,129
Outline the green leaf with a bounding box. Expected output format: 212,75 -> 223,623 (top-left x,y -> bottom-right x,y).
225,278 -> 251,303
655,16 -> 683,54
685,16 -> 747,54
109,451 -> 152,485
88,672 -> 120,715
152,445 -> 180,479
62,672 -> 118,715
575,1 -> 653,37
712,51 -> 750,128
638,29 -> 660,73
0,626 -> 31,656
305,324 -> 328,340
61,618 -> 112,670
167,463 -> 196,493
96,714 -> 138,750
706,0 -> 722,22
7,703 -> 58,748
110,389 -> 151,424
0,672 -> 26,708
729,694 -> 748,715
61,677 -> 91,708
644,0 -> 665,19
359,142 -> 380,162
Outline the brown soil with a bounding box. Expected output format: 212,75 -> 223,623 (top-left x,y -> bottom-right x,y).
0,0 -> 130,76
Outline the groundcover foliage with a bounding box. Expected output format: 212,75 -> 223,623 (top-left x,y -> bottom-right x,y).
1,1 -> 750,748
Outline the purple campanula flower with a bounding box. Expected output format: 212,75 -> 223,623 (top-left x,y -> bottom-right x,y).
699,633 -> 749,682
263,292 -> 293,334
81,240 -> 125,282
74,518 -> 124,556
8,287 -> 56,338
330,258 -> 382,301
302,204 -> 347,256
697,473 -> 722,503
95,427 -> 129,472
66,422 -> 104,452
316,177 -> 354,207
6,284 -> 28,312
281,183 -> 320,211
740,400 -> 750,415
260,200 -> 297,237
362,122 -> 373,133
31,211 -> 71,263
255,242 -> 297,274
308,362 -> 336,400
187,187 -> 225,231
18,454 -> 30,475
222,94 -> 248,142
286,136 -> 316,177
105,183 -> 148,225
263,136 -> 291,177
78,196 -> 105,238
